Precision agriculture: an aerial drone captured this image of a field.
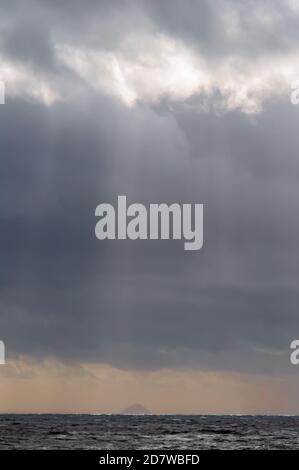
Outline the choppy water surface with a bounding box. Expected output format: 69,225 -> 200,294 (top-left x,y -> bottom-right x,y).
0,414 -> 299,449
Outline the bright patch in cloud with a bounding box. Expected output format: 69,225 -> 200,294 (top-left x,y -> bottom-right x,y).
1,31 -> 299,114
51,35 -> 299,113
0,56 -> 60,106
56,35 -> 210,106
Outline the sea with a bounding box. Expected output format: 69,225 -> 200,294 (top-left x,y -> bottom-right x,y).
0,414 -> 298,449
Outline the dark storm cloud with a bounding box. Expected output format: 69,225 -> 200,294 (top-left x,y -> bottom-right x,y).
0,1 -> 299,375
1,93 -> 299,375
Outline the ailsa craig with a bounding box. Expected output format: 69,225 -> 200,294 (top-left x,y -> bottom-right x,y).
95,196 -> 203,251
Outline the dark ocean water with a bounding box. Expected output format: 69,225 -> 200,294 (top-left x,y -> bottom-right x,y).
0,414 -> 299,449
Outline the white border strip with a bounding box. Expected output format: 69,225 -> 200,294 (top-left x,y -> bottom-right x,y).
0,341 -> 5,364
0,81 -> 5,104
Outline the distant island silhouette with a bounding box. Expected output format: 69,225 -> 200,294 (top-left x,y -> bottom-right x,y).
121,403 -> 151,415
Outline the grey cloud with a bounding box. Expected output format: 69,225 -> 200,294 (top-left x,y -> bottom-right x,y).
2,0 -> 299,72
0,1 -> 299,376
141,0 -> 299,57
1,92 -> 299,376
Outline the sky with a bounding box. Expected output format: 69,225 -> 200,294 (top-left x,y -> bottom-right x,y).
1,0 -> 299,413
